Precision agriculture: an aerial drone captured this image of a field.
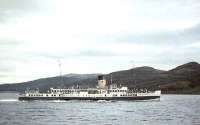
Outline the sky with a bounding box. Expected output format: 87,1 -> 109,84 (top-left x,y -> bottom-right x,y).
0,0 -> 200,84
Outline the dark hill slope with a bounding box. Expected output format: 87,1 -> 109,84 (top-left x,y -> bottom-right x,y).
0,74 -> 99,92
105,66 -> 166,89
0,62 -> 200,94
161,62 -> 200,93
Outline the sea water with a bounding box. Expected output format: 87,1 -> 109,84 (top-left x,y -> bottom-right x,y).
0,92 -> 200,125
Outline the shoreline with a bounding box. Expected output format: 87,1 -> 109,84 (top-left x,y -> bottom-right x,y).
0,91 -> 200,95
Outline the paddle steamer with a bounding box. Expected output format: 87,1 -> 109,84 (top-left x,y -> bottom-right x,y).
19,75 -> 161,101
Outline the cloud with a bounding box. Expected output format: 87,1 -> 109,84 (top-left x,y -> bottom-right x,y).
101,24 -> 200,45
184,42 -> 200,49
0,0 -> 200,83
79,50 -> 116,57
0,0 -> 44,23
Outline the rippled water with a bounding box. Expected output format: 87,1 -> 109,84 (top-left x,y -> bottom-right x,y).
0,93 -> 200,125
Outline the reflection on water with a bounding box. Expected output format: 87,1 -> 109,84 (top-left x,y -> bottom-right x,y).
0,93 -> 200,125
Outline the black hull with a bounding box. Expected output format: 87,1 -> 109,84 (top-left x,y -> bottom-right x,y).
18,96 -> 160,101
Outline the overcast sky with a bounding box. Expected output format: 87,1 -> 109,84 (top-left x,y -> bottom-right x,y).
0,0 -> 200,83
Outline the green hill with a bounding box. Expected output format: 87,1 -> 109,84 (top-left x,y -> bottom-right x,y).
0,62 -> 200,94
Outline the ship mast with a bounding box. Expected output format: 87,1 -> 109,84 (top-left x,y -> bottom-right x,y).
130,60 -> 136,84
110,73 -> 113,84
58,59 -> 63,85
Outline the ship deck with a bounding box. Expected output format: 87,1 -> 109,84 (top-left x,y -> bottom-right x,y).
18,96 -> 160,101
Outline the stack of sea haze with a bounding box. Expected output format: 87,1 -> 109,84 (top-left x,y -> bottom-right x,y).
0,62 -> 200,94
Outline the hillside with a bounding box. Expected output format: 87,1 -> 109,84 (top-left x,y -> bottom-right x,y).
0,74 -> 99,92
0,62 -> 200,94
161,62 -> 200,94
